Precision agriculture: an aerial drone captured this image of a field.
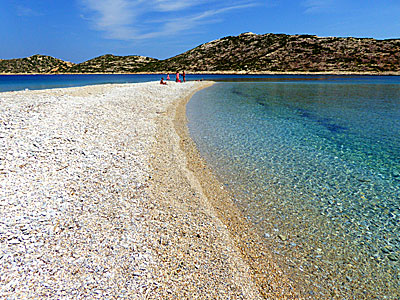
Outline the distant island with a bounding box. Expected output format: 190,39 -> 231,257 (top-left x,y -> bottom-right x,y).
1,32 -> 400,74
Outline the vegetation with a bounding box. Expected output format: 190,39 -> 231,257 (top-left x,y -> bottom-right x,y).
65,54 -> 158,73
0,55 -> 74,73
1,33 -> 400,74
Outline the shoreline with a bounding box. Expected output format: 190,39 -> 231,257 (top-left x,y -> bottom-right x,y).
1,81 -> 297,298
170,83 -> 300,298
144,82 -> 264,298
2,71 -> 400,76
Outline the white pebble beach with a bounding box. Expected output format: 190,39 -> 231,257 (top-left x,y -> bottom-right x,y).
0,81 -> 296,299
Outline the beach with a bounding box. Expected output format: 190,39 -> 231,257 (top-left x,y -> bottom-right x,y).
0,81 -> 297,299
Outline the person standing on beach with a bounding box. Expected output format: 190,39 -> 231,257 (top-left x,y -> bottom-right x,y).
167,73 -> 170,80
182,71 -> 186,83
176,71 -> 180,83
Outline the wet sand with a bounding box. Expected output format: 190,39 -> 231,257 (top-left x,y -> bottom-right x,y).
164,82 -> 299,299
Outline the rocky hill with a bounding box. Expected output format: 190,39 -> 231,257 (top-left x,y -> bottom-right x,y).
66,54 -> 158,73
0,55 -> 74,73
141,32 -> 400,73
1,33 -> 400,73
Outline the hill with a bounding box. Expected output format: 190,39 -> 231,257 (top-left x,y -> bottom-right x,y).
1,33 -> 400,74
140,32 -> 400,73
0,55 -> 74,73
66,54 -> 158,73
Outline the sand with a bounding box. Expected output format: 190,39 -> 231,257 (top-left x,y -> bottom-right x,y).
0,81 -> 298,299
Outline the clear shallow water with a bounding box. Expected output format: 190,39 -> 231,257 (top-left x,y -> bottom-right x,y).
187,80 -> 400,298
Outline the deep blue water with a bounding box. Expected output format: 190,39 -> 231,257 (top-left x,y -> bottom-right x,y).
2,73 -> 400,93
0,74 -> 161,92
187,78 -> 400,298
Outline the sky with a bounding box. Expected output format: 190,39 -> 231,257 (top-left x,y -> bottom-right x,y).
1,0 -> 400,63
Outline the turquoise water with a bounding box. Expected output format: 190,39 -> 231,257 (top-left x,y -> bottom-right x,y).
187,80 -> 400,298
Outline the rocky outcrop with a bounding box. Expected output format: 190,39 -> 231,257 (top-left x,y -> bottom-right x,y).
0,55 -> 74,73
141,32 -> 400,73
65,54 -> 158,73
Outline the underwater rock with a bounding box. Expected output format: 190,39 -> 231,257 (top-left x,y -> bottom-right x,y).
388,254 -> 398,261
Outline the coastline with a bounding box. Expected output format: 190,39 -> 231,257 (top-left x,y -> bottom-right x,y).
1,81 -> 298,298
169,83 -> 300,298
2,71 -> 400,76
144,82 -> 264,298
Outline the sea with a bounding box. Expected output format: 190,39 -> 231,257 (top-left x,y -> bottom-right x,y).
2,74 -> 399,298
187,77 -> 400,298
0,73 -> 319,93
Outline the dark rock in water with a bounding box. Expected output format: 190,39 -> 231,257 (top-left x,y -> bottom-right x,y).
232,89 -> 248,97
388,254 -> 398,261
296,108 -> 347,133
323,122 -> 347,133
256,99 -> 267,107
357,177 -> 371,183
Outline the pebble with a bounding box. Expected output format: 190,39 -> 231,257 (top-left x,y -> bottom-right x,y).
0,82 -> 226,299
278,234 -> 287,241
8,239 -> 21,245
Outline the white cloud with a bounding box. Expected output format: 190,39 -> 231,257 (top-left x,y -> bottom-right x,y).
80,0 -> 257,40
16,5 -> 42,17
153,0 -> 197,12
302,0 -> 335,13
81,0 -> 140,38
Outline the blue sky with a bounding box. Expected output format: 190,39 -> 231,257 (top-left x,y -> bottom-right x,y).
1,0 -> 400,63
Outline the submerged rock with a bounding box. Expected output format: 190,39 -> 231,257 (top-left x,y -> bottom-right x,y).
387,254 -> 398,261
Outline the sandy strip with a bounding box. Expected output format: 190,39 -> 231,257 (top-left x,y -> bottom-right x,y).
0,81 -> 296,299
